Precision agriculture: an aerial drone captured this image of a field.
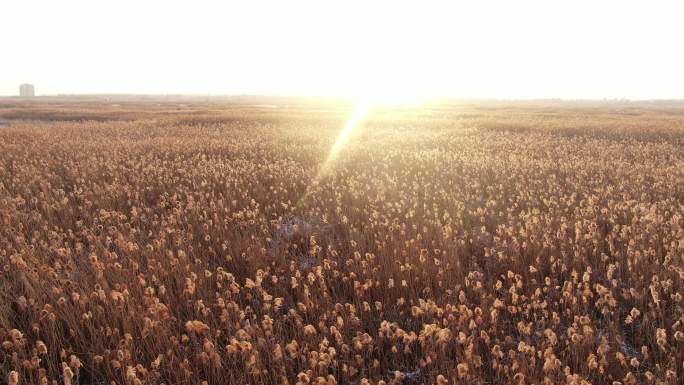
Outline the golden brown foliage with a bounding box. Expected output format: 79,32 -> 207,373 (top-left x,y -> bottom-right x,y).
0,99 -> 683,384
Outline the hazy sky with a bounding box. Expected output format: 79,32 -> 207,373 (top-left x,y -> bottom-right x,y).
1,0 -> 683,99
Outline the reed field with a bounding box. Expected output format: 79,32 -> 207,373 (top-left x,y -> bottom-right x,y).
0,98 -> 683,385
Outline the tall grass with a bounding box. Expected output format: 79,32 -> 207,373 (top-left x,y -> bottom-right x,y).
0,100 -> 683,384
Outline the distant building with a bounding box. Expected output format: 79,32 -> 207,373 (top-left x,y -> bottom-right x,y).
20,84 -> 35,97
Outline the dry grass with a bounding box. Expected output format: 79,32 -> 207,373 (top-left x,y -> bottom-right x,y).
0,98 -> 683,385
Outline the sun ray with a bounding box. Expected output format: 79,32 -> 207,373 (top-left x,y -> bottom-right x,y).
318,100 -> 371,177
295,100 -> 371,207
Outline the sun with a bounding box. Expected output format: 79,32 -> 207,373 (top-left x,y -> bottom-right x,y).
359,91 -> 427,107
349,74 -> 431,107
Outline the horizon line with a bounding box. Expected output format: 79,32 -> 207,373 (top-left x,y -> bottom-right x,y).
1,94 -> 684,103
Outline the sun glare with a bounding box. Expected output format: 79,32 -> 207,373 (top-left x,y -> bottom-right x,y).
300,91 -> 420,200
325,101 -> 370,167
316,90 -> 426,182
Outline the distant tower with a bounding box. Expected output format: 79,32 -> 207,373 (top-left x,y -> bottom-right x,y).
19,84 -> 35,97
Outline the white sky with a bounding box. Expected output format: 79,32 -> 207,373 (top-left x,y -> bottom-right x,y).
1,0 -> 683,99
